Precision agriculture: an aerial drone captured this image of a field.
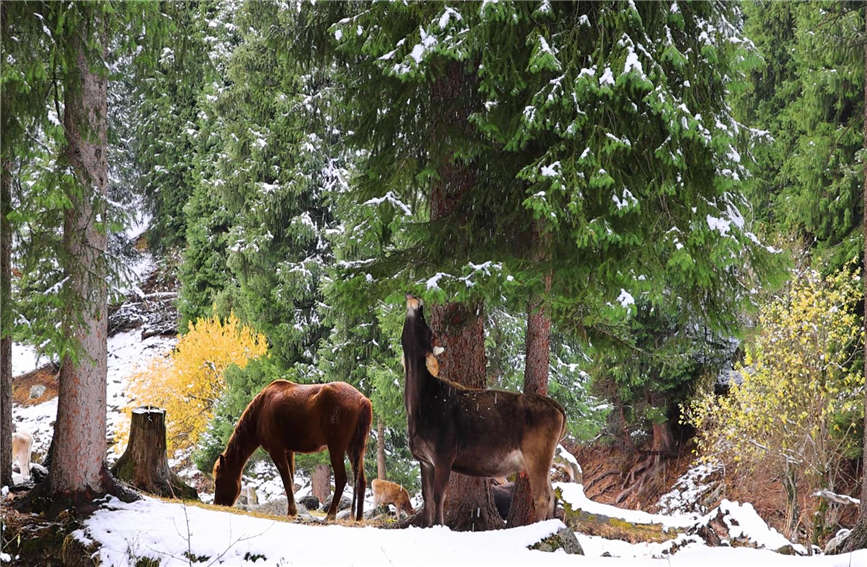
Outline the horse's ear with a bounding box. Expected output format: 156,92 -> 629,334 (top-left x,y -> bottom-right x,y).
425,352 -> 439,377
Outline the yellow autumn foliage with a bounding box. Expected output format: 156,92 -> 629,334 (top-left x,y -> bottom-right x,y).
687,264 -> 863,514
116,312 -> 268,454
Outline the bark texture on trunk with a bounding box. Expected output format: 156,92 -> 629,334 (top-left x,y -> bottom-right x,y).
424,60 -> 500,531
1,158 -> 12,488
111,407 -> 197,499
507,224 -> 553,528
50,9 -> 112,500
376,417 -> 386,480
312,463 -> 331,507
431,301 -> 502,531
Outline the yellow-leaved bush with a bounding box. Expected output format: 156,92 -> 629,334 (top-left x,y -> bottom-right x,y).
685,264 -> 863,538
116,312 -> 268,453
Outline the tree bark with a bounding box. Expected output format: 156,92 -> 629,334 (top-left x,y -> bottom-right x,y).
430,301 -> 502,531
843,4 -> 867,551
0,2 -> 14,490
507,224 -> 553,528
111,407 -> 197,499
49,7 -> 114,503
423,59 -> 501,531
1,156 -> 12,489
312,463 -> 331,507
376,417 -> 386,480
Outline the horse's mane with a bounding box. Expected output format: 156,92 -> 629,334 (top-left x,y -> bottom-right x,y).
223,389 -> 264,464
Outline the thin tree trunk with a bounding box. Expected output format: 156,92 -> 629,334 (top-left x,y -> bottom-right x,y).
507,278 -> 552,527
0,157 -> 12,488
842,3 -> 867,551
376,417 -> 386,480
49,7 -> 114,502
431,301 -> 502,531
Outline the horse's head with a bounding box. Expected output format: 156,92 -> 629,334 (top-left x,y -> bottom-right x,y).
212,453 -> 241,506
401,294 -> 444,378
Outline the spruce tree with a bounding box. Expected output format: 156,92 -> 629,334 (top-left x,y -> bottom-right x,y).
322,0 -> 778,526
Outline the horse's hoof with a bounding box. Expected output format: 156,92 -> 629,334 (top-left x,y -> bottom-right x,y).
325,514 -> 336,522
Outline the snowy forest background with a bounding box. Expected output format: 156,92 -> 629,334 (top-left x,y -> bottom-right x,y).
3,0 -> 867,560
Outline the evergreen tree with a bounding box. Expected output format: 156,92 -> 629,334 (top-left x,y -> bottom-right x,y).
132,1 -> 213,254
321,0 -> 778,525
736,2 -> 863,268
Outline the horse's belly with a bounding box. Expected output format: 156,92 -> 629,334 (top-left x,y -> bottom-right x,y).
453,449 -> 523,477
295,443 -> 327,454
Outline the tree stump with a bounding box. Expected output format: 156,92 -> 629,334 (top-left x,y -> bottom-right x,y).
111,406 -> 197,500
312,463 -> 330,507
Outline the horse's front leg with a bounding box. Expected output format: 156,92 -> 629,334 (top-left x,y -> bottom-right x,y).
268,448 -> 298,517
432,459 -> 452,526
326,449 -> 347,521
419,461 -> 435,527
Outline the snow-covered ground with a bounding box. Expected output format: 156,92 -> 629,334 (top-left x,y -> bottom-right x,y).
69,496 -> 867,567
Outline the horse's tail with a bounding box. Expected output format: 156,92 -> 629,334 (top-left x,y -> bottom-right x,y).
350,396 -> 372,521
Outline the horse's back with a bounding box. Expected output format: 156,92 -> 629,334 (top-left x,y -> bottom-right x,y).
257,379 -> 370,453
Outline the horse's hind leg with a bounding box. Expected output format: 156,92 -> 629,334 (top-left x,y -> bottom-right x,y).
349,443 -> 366,521
326,449 -> 347,521
269,448 -> 298,517
527,459 -> 554,522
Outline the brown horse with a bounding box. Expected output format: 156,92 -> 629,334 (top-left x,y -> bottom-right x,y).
401,294 -> 566,527
213,379 -> 372,521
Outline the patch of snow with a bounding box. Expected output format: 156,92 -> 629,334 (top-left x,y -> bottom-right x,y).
12,343 -> 42,376
78,497 -> 575,566
557,483 -> 695,531
658,462 -> 721,515
617,289 -> 635,309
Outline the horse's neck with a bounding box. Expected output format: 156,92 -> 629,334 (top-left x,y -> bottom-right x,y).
405,364 -> 442,421
224,422 -> 258,475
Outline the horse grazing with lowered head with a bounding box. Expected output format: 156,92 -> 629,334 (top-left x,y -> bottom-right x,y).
401,294 -> 566,527
213,380 -> 372,521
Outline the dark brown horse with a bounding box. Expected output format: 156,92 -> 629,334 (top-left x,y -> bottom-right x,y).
401,294 -> 566,527
213,379 -> 372,521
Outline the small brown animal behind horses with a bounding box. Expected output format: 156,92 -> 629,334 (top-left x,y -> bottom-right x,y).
213,380 -> 372,521
401,294 -> 566,527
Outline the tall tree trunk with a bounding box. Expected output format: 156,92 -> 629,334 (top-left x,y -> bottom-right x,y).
0,2 -> 14,490
507,262 -> 552,527
424,59 -> 500,531
0,157 -> 12,488
376,417 -> 386,480
431,301 -> 502,531
842,4 -> 867,551
49,7 -> 114,503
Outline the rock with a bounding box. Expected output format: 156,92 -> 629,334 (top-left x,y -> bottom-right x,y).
321,493 -> 352,512
29,384 -> 46,400
238,485 -> 258,507
250,498 -> 314,520
529,527 -> 584,555
298,494 -> 320,510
